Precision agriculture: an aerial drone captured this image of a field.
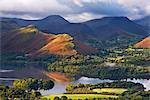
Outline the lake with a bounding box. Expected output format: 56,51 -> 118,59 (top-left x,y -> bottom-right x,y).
40,77 -> 150,95
0,69 -> 149,96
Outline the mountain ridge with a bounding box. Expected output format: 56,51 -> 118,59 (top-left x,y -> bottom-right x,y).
1,15 -> 149,41
1,23 -> 96,56
1,15 -> 149,54
134,16 -> 150,27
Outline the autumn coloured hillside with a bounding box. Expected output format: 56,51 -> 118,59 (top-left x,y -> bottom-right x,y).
134,37 -> 150,48
1,16 -> 149,56
1,24 -> 97,56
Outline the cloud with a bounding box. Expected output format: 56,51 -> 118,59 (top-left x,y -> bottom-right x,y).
117,0 -> 150,19
0,0 -> 150,22
65,13 -> 105,22
0,0 -> 71,19
81,1 -> 128,15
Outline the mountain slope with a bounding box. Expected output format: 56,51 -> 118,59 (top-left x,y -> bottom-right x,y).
1,15 -> 149,49
134,37 -> 150,48
1,25 -> 77,55
134,16 -> 150,32
2,16 -> 148,42
1,15 -> 95,41
134,16 -> 150,27
83,17 -> 148,39
35,34 -> 77,55
1,20 -> 96,56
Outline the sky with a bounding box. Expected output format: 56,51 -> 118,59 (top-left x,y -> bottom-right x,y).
0,0 -> 150,22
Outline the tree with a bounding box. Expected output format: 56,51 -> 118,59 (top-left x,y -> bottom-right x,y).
13,78 -> 54,91
42,80 -> 54,90
54,96 -> 60,100
61,96 -> 68,100
66,84 -> 76,91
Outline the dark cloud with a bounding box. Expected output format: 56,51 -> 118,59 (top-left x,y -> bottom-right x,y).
81,2 -> 128,16
0,0 -> 149,22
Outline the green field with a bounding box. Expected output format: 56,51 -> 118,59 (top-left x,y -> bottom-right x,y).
43,94 -> 118,99
42,88 -> 127,99
93,88 -> 127,94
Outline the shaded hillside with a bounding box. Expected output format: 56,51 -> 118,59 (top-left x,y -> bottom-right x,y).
0,19 -> 20,31
1,15 -> 149,49
1,25 -> 77,55
134,16 -> 150,32
134,16 -> 150,27
2,16 -> 149,41
83,17 -> 148,39
134,37 -> 150,48
1,15 -> 95,41
74,40 -> 98,54
1,21 -> 96,56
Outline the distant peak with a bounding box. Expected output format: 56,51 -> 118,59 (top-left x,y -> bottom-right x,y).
85,16 -> 130,23
134,16 -> 150,21
43,15 -> 65,20
102,16 -> 129,20
42,15 -> 69,23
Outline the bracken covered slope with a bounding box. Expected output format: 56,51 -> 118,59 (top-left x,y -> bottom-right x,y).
134,37 -> 150,48
1,24 -> 96,56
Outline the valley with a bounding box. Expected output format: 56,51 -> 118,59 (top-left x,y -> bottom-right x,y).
0,15 -> 150,100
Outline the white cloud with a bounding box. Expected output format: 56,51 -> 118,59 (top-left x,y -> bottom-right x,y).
65,12 -> 105,22
146,6 -> 150,14
73,0 -> 83,7
117,0 -> 150,18
0,0 -> 71,19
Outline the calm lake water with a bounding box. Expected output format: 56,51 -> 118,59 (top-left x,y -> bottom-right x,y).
40,77 -> 150,95
0,69 -> 14,72
0,69 -> 149,96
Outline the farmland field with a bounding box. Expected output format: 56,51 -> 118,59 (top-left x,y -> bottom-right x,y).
43,94 -> 118,99
93,88 -> 127,94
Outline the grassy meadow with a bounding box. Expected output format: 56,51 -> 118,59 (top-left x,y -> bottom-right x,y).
93,88 -> 127,94
43,94 -> 118,99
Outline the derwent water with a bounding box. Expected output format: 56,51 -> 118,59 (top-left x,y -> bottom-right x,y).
0,70 -> 149,96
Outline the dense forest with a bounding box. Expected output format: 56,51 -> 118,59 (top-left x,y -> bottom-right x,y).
0,78 -> 54,100
48,47 -> 150,79
65,81 -> 150,100
1,47 -> 150,80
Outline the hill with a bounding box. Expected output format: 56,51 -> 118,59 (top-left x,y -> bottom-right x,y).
134,16 -> 150,32
83,17 -> 148,39
1,22 -> 96,56
134,37 -> 150,48
2,16 -> 149,41
134,16 -> 150,27
1,15 -> 149,49
1,15 -> 95,41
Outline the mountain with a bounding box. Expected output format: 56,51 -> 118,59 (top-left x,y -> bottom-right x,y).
134,16 -> 150,27
1,15 -> 149,50
1,22 -> 96,56
134,16 -> 150,32
1,15 -> 95,41
134,37 -> 150,48
2,16 -> 149,41
83,17 -> 148,39
0,18 -> 20,31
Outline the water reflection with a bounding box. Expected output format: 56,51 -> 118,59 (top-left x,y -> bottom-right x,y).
40,77 -> 150,95
122,78 -> 150,90
40,82 -> 70,95
0,69 -> 14,72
